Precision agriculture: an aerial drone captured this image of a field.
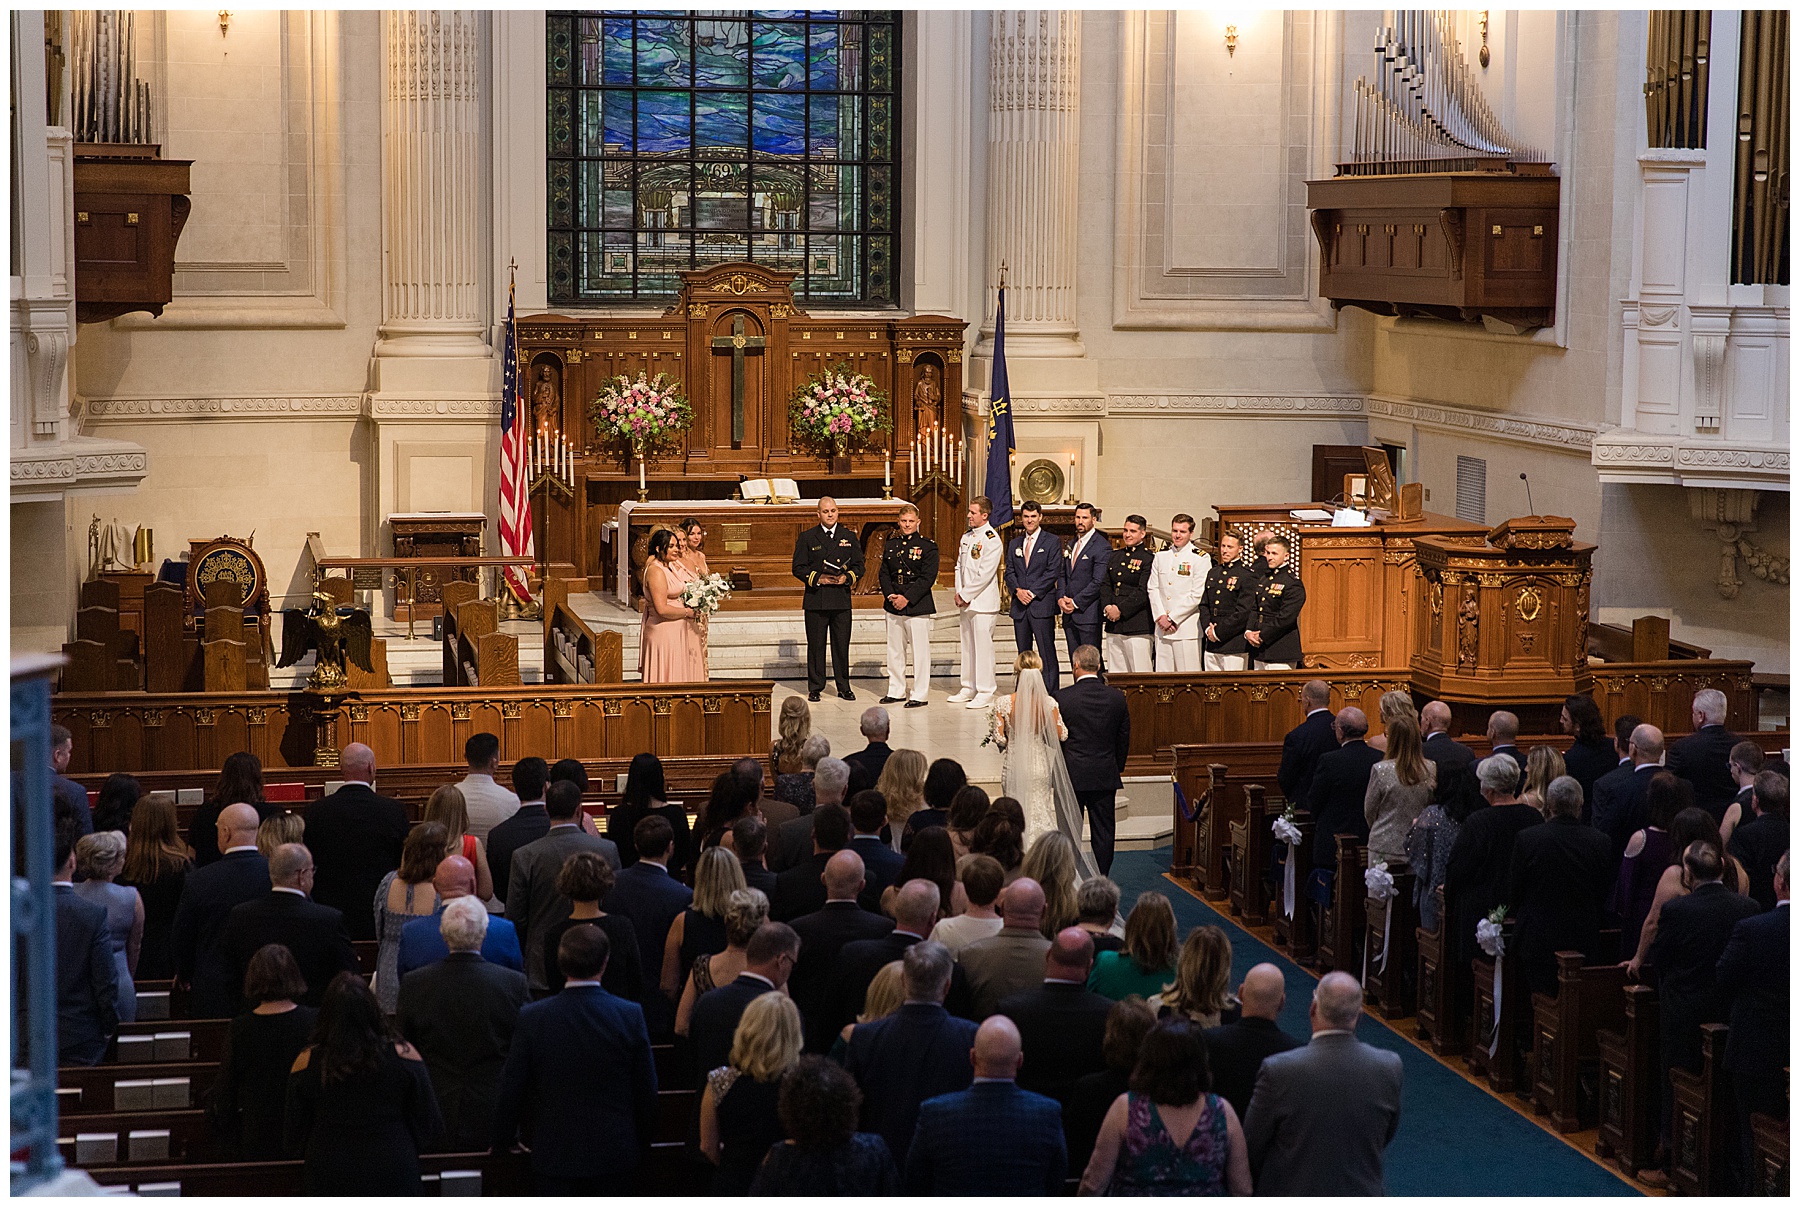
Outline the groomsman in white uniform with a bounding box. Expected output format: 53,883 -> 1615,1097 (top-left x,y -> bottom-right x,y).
947,495 -> 1003,709
1147,513 -> 1210,672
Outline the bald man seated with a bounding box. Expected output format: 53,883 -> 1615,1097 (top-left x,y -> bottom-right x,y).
1202,963 -> 1302,1120
304,743 -> 411,940
222,842 -> 360,1011
904,1014 -> 1068,1196
171,802 -> 273,1017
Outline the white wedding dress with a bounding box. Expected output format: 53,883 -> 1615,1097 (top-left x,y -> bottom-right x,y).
996,668 -> 1099,879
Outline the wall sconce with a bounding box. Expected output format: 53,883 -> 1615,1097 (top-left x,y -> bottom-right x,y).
1224,24 -> 1239,58
218,10 -> 231,37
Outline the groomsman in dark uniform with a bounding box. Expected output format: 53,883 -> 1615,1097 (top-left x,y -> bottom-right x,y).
1246,536 -> 1305,670
1198,530 -> 1257,671
1006,501 -> 1066,693
1058,502 -> 1109,665
792,496 -> 866,702
1099,515 -> 1155,673
879,504 -> 938,707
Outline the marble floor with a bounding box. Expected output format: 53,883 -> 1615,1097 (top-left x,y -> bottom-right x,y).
770,676 -> 1007,787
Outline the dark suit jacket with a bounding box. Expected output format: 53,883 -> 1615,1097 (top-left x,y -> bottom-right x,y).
905,1080 -> 1068,1196
1202,1015 -> 1302,1121
1057,675 -> 1130,793
298,784 -> 409,941
740,857 -> 778,899
492,984 -> 657,1178
509,827 -> 621,991
998,981 -> 1113,1105
1728,812 -> 1789,910
1591,763 -> 1657,862
1441,803 -> 1541,967
1008,530 -> 1066,620
601,861 -> 692,1033
1306,740 -> 1383,866
1667,724 -> 1741,817
1649,882 -> 1762,1036
171,849 -> 271,1018
851,836 -> 905,912
834,930 -> 924,1036
1278,710 -> 1340,807
846,743 -> 892,795
396,951 -> 528,1150
1063,530 -> 1111,626
690,974 -> 782,1089
794,523 -> 866,612
771,850 -> 834,922
54,885 -> 118,1064
1506,816 -> 1617,989
223,891 -> 360,1011
768,812 -> 819,874
1714,904 -> 1789,1078
1561,737 -> 1618,810
1489,745 -> 1525,787
1244,1033 -> 1403,1196
843,1001 -> 978,1167
791,900 -> 894,1052
1422,731 -> 1478,778
486,803 -> 551,906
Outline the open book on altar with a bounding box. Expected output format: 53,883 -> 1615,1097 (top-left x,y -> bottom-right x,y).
739,477 -> 801,504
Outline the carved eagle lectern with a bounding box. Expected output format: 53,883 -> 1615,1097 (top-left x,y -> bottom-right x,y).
279,590 -> 374,691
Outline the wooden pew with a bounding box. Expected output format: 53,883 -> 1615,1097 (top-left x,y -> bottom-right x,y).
1595,984 -> 1660,1176
1228,784 -> 1277,925
1529,952 -> 1628,1132
545,587 -> 624,685
107,1021 -> 227,1065
59,1061 -> 217,1115
1270,812 -> 1316,963
57,1108 -> 215,1167
1362,861 -> 1416,1018
438,580 -> 480,685
1749,1113 -> 1789,1196
448,597 -> 521,688
85,1151 -> 535,1196
1669,1023 -> 1732,1196
1313,836 -> 1366,975
1169,754 -> 1247,900
1468,922 -> 1530,1092
1414,885 -> 1466,1056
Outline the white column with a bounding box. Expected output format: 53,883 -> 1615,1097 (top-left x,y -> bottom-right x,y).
376,10 -> 487,359
982,10 -> 1085,359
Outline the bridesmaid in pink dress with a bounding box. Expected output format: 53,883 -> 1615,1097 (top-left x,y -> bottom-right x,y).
641,528 -> 707,683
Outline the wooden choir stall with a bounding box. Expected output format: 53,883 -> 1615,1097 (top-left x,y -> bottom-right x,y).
514,264 -> 968,609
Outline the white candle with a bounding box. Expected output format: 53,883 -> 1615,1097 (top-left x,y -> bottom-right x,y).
885,454 -> 892,490
639,454 -> 646,493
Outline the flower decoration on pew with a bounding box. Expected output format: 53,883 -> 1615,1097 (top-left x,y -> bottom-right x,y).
1475,905 -> 1508,958
1363,861 -> 1396,901
788,364 -> 891,459
589,372 -> 693,460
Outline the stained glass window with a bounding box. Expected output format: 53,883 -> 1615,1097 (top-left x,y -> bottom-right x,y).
547,11 -> 900,306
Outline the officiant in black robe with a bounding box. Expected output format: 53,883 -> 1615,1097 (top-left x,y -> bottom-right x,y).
792,496 -> 865,702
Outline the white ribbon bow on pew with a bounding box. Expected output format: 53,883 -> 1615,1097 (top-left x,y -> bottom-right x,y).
1271,816 -> 1303,919
1363,862 -> 1396,980
1475,917 -> 1507,1058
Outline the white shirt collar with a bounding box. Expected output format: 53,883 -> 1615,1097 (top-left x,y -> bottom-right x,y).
972,1076 -> 1014,1084
1307,707 -> 1330,717
52,880 -> 74,888
638,859 -> 669,873
740,971 -> 776,989
562,979 -> 603,989
1044,976 -> 1086,986
1312,1029 -> 1356,1039
343,779 -> 374,789
224,844 -> 259,855
272,886 -> 307,897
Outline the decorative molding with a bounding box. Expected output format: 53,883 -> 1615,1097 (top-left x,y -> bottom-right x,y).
1592,431 -> 1790,487
368,397 -> 502,419
86,395 -> 364,422
1108,394 -> 1364,418
10,437 -> 150,498
1011,395 -> 1107,415
1366,394 -> 1597,452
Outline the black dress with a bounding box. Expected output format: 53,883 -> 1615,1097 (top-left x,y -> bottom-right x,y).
678,909 -> 730,983
539,913 -> 644,1002
608,801 -> 695,880
211,1005 -> 318,1160
120,864 -> 188,981
748,1134 -> 900,1196
709,1069 -> 788,1195
284,1045 -> 445,1196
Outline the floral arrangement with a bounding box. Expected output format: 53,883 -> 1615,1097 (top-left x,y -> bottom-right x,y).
980,704 -> 1002,748
589,372 -> 693,455
1475,905 -> 1509,957
1271,808 -> 1302,846
788,365 -> 890,456
1363,861 -> 1396,901
679,572 -> 734,618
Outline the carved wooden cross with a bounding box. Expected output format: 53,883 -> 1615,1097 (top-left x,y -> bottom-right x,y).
710,314 -> 766,447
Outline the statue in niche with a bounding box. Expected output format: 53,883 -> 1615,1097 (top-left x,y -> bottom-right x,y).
531,364 -> 561,431
1456,585 -> 1481,667
912,361 -> 943,429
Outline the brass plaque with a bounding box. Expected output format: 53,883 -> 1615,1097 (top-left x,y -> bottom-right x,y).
720,522 -> 753,553
351,568 -> 383,591
1019,458 -> 1064,504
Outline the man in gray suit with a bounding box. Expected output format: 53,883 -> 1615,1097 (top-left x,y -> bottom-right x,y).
1243,971 -> 1403,1196
506,781 -> 620,992
956,878 -> 1051,1019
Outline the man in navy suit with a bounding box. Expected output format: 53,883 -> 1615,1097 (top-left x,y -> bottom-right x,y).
1485,711 -> 1525,793
1666,688 -> 1742,818
845,941 -> 978,1169
689,922 -> 799,1087
1584,713 -> 1643,828
834,880 -> 941,1038
848,790 -> 905,911
171,803 -> 271,1018
396,855 -> 524,978
790,849 -> 894,1052
1420,701 -> 1478,777
999,929 -> 1114,1107
772,803 -> 852,920
600,815 -> 692,1035
492,925 -> 657,1195
1277,681 -> 1339,810
300,743 -> 410,940
51,819 -> 117,1065
1591,723 -> 1664,862
222,843 -> 359,1011
1007,500 -> 1066,693
1716,852 -> 1789,1192
1058,502 -> 1109,665
1728,771 -> 1788,909
1057,646 -> 1130,874
904,1014 -> 1067,1196
1305,709 -> 1382,868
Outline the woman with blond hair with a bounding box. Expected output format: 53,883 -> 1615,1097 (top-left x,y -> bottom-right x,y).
677,888 -> 770,1036
831,960 -> 905,1061
120,794 -> 193,980
1022,830 -> 1081,937
701,991 -> 805,1194
772,696 -> 814,775
1367,689 -> 1420,754
663,846 -> 749,1000
74,830 -> 143,1022
1151,926 -> 1235,1027
1364,715 -> 1437,866
1089,891 -> 1178,1001
256,811 -> 305,858
875,748 -> 929,852
1519,745 -> 1568,815
421,784 -> 493,903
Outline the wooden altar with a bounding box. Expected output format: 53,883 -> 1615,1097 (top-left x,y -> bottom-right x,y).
516,264 -> 968,591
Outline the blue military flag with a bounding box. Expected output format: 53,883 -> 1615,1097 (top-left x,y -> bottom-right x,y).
984,286 -> 1016,529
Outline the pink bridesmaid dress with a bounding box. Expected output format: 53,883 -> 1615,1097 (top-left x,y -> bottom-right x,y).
641,558 -> 707,683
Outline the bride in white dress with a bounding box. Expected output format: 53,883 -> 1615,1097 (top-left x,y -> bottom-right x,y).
994,651 -> 1099,879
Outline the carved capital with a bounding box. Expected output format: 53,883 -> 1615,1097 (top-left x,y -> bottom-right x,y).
450,703 -> 472,722
552,700 -> 574,718
501,701 -> 522,720
400,703 -> 422,722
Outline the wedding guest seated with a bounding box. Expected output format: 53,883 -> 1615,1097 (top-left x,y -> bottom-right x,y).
700,991 -> 805,1195
905,1014 -> 1069,1196
734,815 -> 779,898
929,855 -> 1005,954
677,888 -> 770,1037
750,1057 -> 900,1195
396,854 -> 523,980
1065,995 -> 1157,1173
904,758 -> 969,849
879,825 -> 967,919
1151,925 -> 1236,1028
607,753 -> 694,880
210,944 -> 316,1160
538,851 -> 643,1001
661,846 -> 749,1003
1728,770 -> 1788,909
1022,831 -> 1082,936
958,877 -> 1051,1019
1509,776 -> 1616,997
1089,890 -> 1178,1001
1202,963 -> 1300,1121
1001,927 -> 1114,1105
1074,877 -> 1125,954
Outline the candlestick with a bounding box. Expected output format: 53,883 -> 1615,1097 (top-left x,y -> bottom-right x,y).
638,451 -> 647,499
884,454 -> 891,490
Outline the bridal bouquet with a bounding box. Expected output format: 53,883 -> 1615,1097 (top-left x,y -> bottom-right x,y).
679,572 -> 733,618
789,365 -> 890,457
980,705 -> 1001,748
589,372 -> 693,456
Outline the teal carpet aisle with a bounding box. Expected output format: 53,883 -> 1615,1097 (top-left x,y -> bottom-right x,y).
1108,848 -> 1637,1197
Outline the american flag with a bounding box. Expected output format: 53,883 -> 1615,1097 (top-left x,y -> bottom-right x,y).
498,278 -> 533,603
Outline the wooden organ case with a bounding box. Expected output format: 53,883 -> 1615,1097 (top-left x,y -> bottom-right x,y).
516,264 -> 968,591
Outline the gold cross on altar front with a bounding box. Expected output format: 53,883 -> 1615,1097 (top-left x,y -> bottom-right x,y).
710,314 -> 766,447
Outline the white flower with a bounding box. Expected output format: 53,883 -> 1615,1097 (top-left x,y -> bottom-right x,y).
1271,816 -> 1302,845
1475,917 -> 1506,958
1364,862 -> 1396,900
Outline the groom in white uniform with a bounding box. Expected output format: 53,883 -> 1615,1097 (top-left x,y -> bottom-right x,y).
947,496 -> 1003,710
1147,513 -> 1210,672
